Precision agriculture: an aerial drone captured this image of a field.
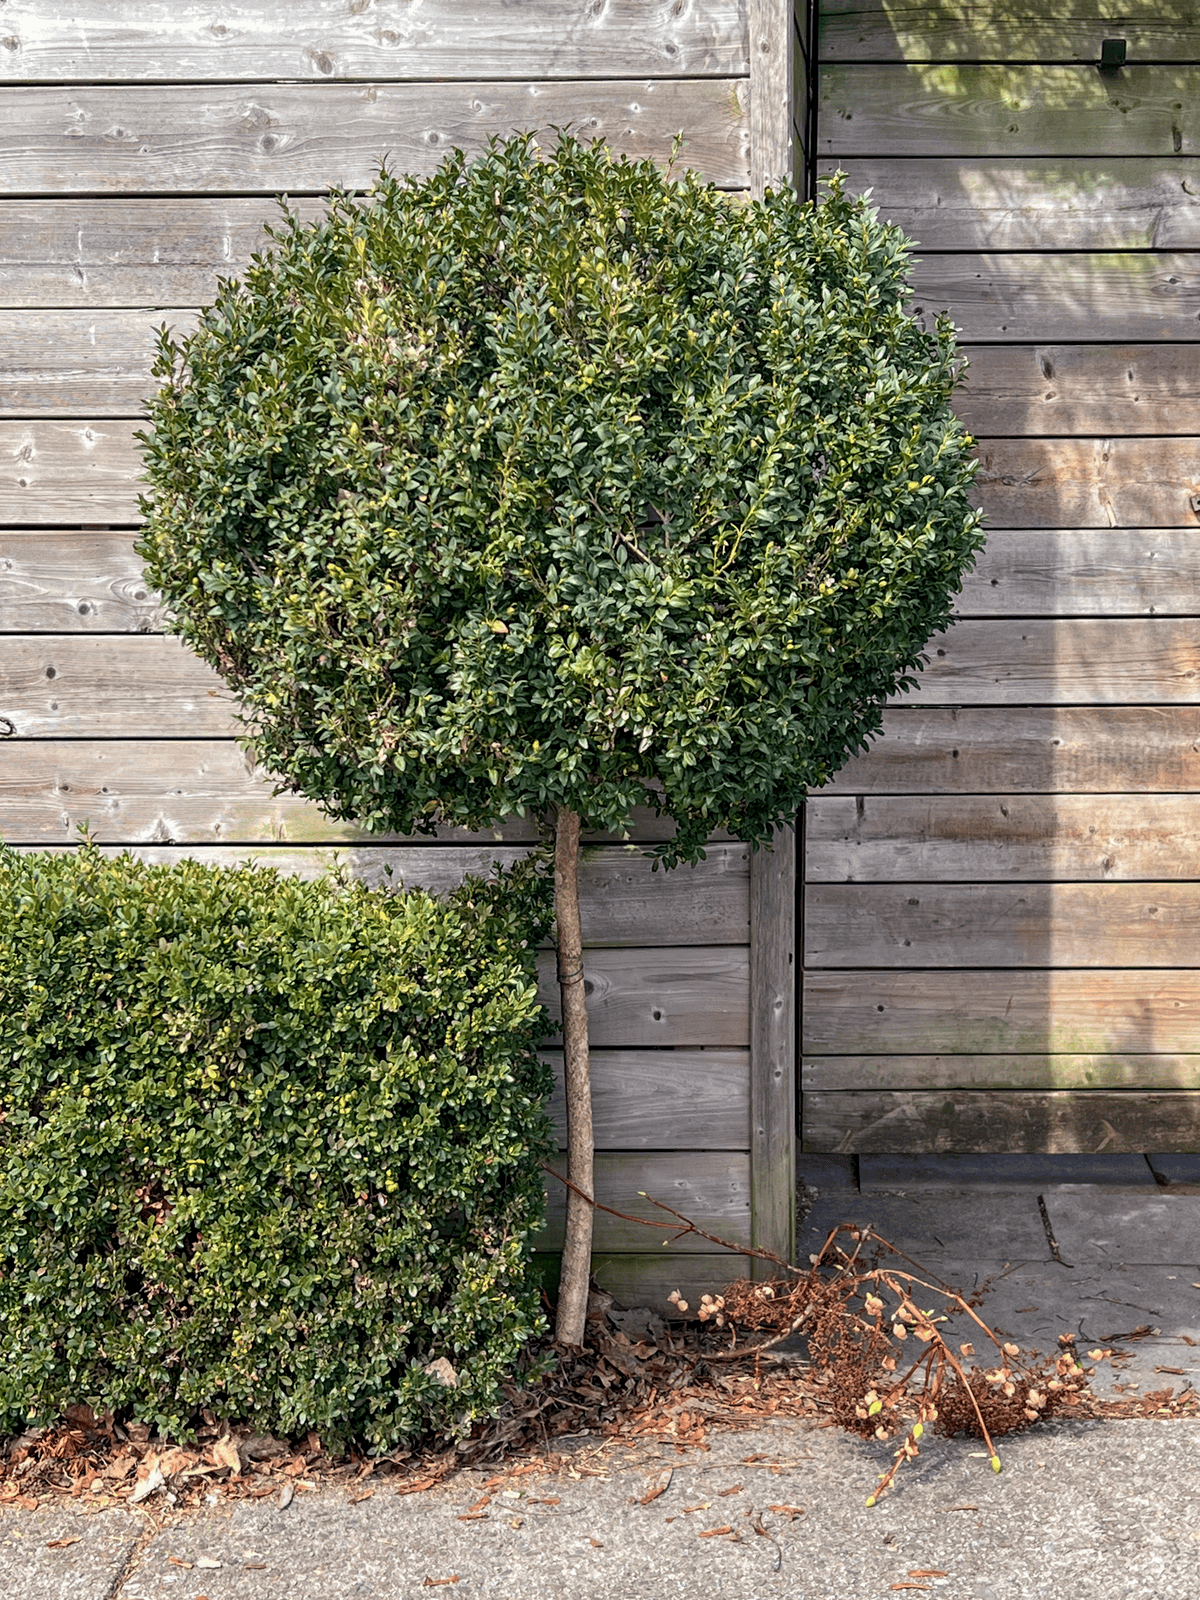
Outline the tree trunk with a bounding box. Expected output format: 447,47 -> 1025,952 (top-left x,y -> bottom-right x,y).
553,806 -> 594,1347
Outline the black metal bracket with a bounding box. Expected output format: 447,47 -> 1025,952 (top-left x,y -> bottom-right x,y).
1099,38 -> 1127,73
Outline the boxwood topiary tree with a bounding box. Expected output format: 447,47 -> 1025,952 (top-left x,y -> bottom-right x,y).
138,134 -> 982,1349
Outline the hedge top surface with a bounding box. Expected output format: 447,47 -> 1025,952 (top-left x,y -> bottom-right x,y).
138,135 -> 982,865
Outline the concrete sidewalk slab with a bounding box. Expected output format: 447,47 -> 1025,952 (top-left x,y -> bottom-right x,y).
800,1190 -> 1051,1264
1040,1191 -> 1200,1265
0,1503 -> 138,1599
105,1420 -> 1200,1599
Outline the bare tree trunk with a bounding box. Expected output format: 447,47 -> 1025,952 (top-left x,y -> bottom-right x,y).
553,806 -> 593,1347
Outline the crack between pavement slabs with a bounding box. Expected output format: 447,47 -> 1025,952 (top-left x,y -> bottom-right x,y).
101,1518 -> 160,1600
1037,1195 -> 1073,1268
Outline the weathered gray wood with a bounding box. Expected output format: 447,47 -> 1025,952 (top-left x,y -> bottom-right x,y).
538,1152 -> 751,1252
807,794 -> 1200,883
823,159 -> 1200,251
803,1090 -> 1200,1155
0,81 -> 750,196
0,2 -> 749,81
804,1053 -> 1200,1091
819,65 -> 1199,158
0,422 -> 144,525
12,839 -> 748,947
911,253 -> 1200,342
803,969 -> 1200,1056
973,437 -> 1200,530
823,707 -> 1200,795
539,1252 -> 753,1315
0,737 -> 728,846
749,0 -> 797,196
538,946 -> 750,1048
0,635 -> 231,736
807,883 -> 1200,969
545,1049 -> 749,1150
957,529 -> 1200,617
819,2 -> 1200,64
14,426 -> 1199,529
893,619 -> 1200,707
0,199 -> 330,309
956,346 -> 1200,439
0,311 -> 197,416
0,530 -> 165,630
749,826 -> 796,1272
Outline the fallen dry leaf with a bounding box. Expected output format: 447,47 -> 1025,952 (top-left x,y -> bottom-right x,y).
1155,1366 -> 1185,1375
529,1496 -> 560,1506
349,1489 -> 374,1505
698,1524 -> 733,1538
168,1556 -> 193,1569
766,1504 -> 806,1518
212,1439 -> 241,1474
45,1538 -> 80,1550
276,1482 -> 295,1511
637,1468 -> 673,1506
589,1537 -> 603,1549
422,1578 -> 461,1589
940,1504 -> 978,1513
456,1513 -> 488,1523
397,1477 -> 440,1497
716,1483 -> 743,1497
129,1463 -> 165,1505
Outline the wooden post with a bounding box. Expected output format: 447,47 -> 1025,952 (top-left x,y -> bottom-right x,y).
749,0 -> 798,199
749,824 -> 797,1273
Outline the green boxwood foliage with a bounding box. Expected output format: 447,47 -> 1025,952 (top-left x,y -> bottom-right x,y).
137,135 -> 983,868
0,844 -> 553,1451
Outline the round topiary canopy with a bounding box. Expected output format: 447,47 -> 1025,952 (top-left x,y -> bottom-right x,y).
138,134 -> 982,866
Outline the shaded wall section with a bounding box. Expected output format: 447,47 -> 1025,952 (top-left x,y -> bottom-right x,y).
805,0 -> 1200,1152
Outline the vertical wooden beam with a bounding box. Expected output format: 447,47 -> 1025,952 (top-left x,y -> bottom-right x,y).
750,824 -> 797,1273
749,0 -> 797,198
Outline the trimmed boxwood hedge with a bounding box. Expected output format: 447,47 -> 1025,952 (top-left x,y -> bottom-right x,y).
0,843 -> 554,1451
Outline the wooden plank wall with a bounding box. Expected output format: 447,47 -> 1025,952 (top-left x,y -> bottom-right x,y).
0,0 -> 808,1311
806,1 -> 1200,1153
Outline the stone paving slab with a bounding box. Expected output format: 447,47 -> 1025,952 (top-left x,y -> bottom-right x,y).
107,1420 -> 1200,1600
800,1190 -> 1051,1264
1040,1191 -> 1200,1265
0,1503 -> 139,1599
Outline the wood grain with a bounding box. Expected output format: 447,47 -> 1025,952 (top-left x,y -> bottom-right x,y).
0,422 -> 145,525
956,346 -> 1200,439
819,65 -> 1200,159
802,1089 -> 1200,1155
0,737 -> 730,846
807,793 -> 1200,883
0,634 -> 231,736
823,707 -> 1200,795
803,969 -> 1200,1056
894,619 -> 1200,707
0,529 -> 165,630
749,824 -> 796,1270
11,425 -> 1199,529
957,529 -> 1200,617
537,1152 -> 751,1252
0,310 -> 197,416
538,946 -> 750,1047
749,0 -> 797,196
0,198 -> 327,309
0,1 -> 750,82
0,81 -> 750,196
545,1049 -> 749,1150
806,882 -> 1200,968
10,839 -> 748,948
819,1 -> 1200,65
911,253 -> 1200,342
823,159 -> 1200,250
803,1053 -> 1200,1091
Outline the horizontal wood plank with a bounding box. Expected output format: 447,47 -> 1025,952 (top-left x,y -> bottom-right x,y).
803,969 -> 1200,1055
0,81 -> 749,196
0,635 -> 231,735
536,1251 -> 751,1315
912,253 -> 1200,343
819,2 -> 1200,64
802,1089 -> 1200,1154
10,426 -> 1200,530
956,346 -> 1200,439
957,528 -> 1200,617
0,529 -> 164,630
824,159 -> 1200,250
823,707 -> 1200,795
894,619 -> 1200,707
804,1054 -> 1200,1091
10,840 -> 748,948
545,1049 -> 749,1149
819,65 -> 1200,159
538,946 -> 749,1047
0,1 -> 749,81
807,794 -> 1200,883
0,310 -> 197,415
807,883 -> 1200,968
537,1152 -> 751,1252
